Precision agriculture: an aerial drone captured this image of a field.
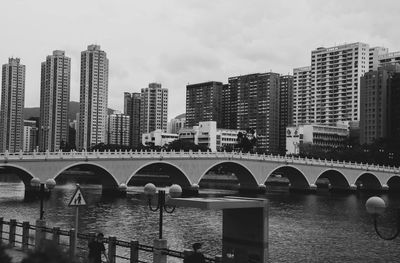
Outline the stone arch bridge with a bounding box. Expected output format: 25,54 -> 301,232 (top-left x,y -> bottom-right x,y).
0,150 -> 399,195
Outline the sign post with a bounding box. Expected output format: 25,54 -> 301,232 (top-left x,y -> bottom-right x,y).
68,184 -> 87,257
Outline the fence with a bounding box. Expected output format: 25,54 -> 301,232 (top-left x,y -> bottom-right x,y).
0,218 -> 221,263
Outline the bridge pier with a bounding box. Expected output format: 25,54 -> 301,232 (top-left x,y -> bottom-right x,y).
182,185 -> 199,197
289,184 -> 317,194
102,187 -> 127,197
239,185 -> 267,195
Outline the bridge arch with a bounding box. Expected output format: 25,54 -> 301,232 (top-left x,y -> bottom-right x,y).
354,173 -> 382,190
127,161 -> 191,187
0,164 -> 35,186
54,162 -> 120,189
266,165 -> 310,189
315,169 -> 350,190
199,161 -> 258,188
387,175 -> 400,191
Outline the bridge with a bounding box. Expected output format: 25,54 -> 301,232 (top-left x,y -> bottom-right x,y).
0,150 -> 399,195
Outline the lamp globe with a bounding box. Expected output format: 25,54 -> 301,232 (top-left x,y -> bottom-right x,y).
30,177 -> 41,188
144,183 -> 157,196
366,196 -> 386,216
45,179 -> 56,190
169,184 -> 182,198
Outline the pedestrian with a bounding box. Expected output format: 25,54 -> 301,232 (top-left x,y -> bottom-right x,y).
184,242 -> 205,263
88,233 -> 109,263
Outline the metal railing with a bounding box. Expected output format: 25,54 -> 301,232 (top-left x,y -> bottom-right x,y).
0,217 -> 220,263
0,150 -> 398,174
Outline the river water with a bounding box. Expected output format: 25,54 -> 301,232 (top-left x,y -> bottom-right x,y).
1,182 -> 400,262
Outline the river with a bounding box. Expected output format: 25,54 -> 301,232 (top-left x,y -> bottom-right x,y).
0,182 -> 399,262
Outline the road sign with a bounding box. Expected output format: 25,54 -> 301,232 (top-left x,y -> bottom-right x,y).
68,186 -> 87,206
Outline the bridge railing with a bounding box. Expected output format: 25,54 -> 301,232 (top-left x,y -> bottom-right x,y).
0,150 -> 399,174
0,217 -> 221,263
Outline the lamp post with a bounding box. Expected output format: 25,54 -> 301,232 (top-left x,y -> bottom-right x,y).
30,178 -> 56,220
365,196 -> 400,240
144,183 -> 182,239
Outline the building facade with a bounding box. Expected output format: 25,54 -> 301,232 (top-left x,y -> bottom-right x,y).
0,58 -> 25,153
39,50 -> 71,151
142,130 -> 178,147
293,66 -> 313,126
124,92 -> 141,148
78,45 -> 109,150
279,75 -> 294,153
286,124 -> 349,155
378,51 -> 400,67
186,81 -> 223,128
140,83 -> 168,134
106,113 -> 130,146
369,47 -> 389,71
359,65 -> 400,144
23,120 -> 38,152
388,73 -> 400,141
226,73 -> 280,153
167,114 -> 186,134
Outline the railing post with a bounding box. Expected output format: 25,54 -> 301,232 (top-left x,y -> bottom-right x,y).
0,217 -> 3,242
130,240 -> 139,263
35,219 -> 46,249
52,227 -> 60,245
9,219 -> 16,247
69,229 -> 76,258
153,239 -> 167,263
22,221 -> 30,251
108,236 -> 117,263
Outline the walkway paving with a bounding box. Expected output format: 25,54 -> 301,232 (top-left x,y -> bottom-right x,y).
5,248 -> 26,263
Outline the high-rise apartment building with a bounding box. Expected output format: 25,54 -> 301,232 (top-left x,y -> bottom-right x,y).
388,73 -> 400,140
293,66 -> 313,125
0,58 -> 25,153
140,83 -> 168,135
106,113 -> 130,146
369,47 -> 389,71
39,50 -> 71,151
360,64 -> 400,144
279,75 -> 294,154
78,45 -> 109,150
167,113 -> 186,134
185,81 -> 223,127
378,51 -> 400,67
23,120 -> 38,152
227,73 -> 280,153
221,83 -> 237,130
124,92 -> 141,148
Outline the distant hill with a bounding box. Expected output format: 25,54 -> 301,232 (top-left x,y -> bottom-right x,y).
24,101 -> 115,121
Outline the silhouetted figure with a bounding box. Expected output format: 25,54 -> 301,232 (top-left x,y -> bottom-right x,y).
184,242 -> 205,263
88,233 -> 109,263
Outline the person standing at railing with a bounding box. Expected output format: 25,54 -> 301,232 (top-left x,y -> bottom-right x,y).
88,233 -> 109,263
184,242 -> 205,263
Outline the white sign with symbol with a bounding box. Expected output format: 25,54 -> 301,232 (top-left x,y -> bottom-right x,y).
68,187 -> 87,206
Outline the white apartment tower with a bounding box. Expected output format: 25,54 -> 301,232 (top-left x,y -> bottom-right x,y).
39,50 -> 71,151
140,83 -> 168,134
293,66 -> 313,125
78,45 -> 109,150
0,58 -> 25,153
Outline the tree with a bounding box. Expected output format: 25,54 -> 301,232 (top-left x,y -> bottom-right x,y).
165,139 -> 209,152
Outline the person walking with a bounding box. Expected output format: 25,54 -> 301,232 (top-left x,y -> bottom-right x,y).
88,233 -> 109,263
184,242 -> 205,263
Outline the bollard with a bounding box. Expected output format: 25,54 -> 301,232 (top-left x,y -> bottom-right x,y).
22,221 -> 30,251
130,240 -> 139,263
9,219 -> 17,247
35,219 -> 46,249
69,229 -> 76,258
153,239 -> 167,263
108,236 -> 117,263
52,227 -> 60,245
0,217 -> 3,243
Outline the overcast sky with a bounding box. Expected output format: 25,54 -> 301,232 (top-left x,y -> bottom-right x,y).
1,0 -> 399,119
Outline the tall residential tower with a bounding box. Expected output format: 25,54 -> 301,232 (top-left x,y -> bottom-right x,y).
140,83 -> 168,135
78,45 -> 109,150
0,58 -> 25,153
124,92 -> 141,148
39,50 -> 71,151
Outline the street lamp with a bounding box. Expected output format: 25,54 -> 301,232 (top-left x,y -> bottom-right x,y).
30,178 -> 56,220
144,183 -> 182,239
365,196 -> 400,240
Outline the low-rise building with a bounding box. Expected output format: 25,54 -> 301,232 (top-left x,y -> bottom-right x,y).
286,123 -> 349,155
142,130 -> 179,147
